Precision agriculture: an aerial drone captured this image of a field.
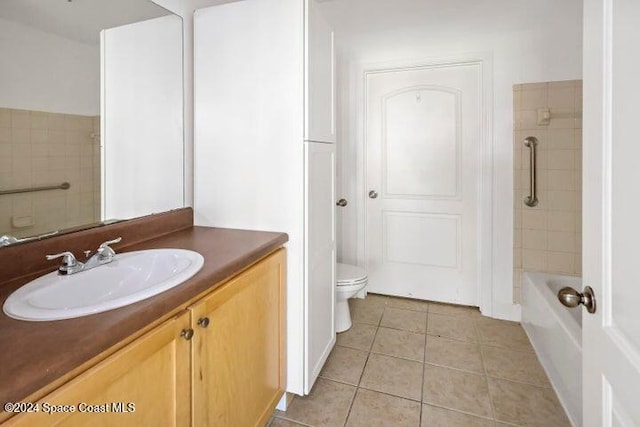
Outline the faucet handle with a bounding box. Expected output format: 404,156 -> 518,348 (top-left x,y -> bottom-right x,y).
99,237 -> 122,250
46,251 -> 79,267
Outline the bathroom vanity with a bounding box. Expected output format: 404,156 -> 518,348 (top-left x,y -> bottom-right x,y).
0,208 -> 287,426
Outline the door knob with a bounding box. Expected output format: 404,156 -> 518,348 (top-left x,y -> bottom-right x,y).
336,199 -> 348,207
557,286 -> 596,314
368,190 -> 378,199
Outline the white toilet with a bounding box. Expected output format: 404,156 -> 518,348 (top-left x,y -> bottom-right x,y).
336,263 -> 368,333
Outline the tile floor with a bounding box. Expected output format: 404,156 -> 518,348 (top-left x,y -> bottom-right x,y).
271,294 -> 571,427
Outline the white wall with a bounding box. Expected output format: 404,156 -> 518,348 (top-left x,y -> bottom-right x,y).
102,15 -> 184,220
0,17 -> 99,115
324,0 -> 583,320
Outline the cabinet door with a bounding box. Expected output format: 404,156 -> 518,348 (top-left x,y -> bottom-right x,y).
191,250 -> 286,427
5,312 -> 191,427
305,0 -> 335,143
304,141 -> 336,393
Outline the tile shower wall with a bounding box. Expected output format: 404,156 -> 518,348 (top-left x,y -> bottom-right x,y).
0,108 -> 100,239
513,81 -> 582,303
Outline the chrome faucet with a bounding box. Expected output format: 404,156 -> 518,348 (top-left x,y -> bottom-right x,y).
46,237 -> 122,275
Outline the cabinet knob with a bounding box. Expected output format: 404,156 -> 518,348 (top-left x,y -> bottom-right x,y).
180,328 -> 194,340
336,198 -> 348,207
197,317 -> 210,328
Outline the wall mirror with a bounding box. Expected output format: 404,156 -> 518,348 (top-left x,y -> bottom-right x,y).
0,0 -> 184,248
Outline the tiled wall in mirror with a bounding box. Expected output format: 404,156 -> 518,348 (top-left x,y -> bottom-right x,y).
0,0 -> 184,247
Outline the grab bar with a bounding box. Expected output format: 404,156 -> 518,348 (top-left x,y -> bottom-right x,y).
0,182 -> 70,196
523,137 -> 538,207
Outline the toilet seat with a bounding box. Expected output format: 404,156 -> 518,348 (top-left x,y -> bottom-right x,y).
337,278 -> 367,287
337,263 -> 367,285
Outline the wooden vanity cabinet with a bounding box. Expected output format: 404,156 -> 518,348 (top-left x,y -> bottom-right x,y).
4,249 -> 286,427
191,248 -> 286,427
5,311 -> 192,427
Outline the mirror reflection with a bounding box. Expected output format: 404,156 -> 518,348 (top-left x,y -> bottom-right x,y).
0,0 -> 183,247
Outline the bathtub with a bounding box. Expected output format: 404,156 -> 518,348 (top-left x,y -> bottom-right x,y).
521,272 -> 582,427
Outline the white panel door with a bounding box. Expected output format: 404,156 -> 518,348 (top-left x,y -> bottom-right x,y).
366,63 -> 480,305
304,141 -> 336,393
583,0 -> 640,425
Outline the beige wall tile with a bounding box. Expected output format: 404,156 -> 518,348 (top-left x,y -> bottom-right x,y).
547,149 -> 575,170
547,190 -> 577,211
0,127 -> 10,144
522,210 -> 547,230
48,130 -> 66,145
31,112 -> 48,130
513,88 -> 522,111
548,211 -> 576,232
0,108 -> 10,127
548,87 -> 575,109
46,112 -> 66,130
522,249 -> 547,270
0,108 -> 101,239
521,87 -> 547,109
522,229 -> 547,250
11,129 -> 30,144
547,170 -> 574,191
548,128 -> 575,149
547,251 -> 576,274
548,109 -> 576,129
11,110 -> 31,129
547,231 -> 576,253
548,80 -> 579,89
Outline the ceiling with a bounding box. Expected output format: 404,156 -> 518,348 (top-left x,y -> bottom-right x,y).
318,0 -> 582,49
0,0 -> 172,45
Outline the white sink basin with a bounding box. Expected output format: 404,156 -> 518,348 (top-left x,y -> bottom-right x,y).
3,249 -> 204,321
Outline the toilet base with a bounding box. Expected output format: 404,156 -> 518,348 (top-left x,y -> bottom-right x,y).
336,298 -> 353,333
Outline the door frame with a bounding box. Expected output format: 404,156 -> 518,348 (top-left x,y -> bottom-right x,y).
352,53 -> 495,315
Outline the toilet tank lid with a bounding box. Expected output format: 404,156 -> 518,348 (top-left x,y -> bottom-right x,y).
337,263 -> 367,282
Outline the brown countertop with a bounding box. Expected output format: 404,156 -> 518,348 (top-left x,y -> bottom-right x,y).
0,226 -> 288,407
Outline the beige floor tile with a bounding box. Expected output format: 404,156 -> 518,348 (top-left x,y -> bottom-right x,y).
488,377 -> 571,426
475,317 -> 533,352
386,296 -> 429,312
337,322 -> 378,351
319,346 -> 369,385
371,327 -> 426,361
270,417 -> 310,427
277,378 -> 356,427
346,388 -> 421,427
425,335 -> 483,374
427,314 -> 477,342
422,364 -> 493,418
380,307 -> 427,333
482,345 -> 551,387
362,293 -> 390,307
421,404 -> 493,427
429,302 -> 481,318
360,353 -> 423,401
350,298 -> 385,326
